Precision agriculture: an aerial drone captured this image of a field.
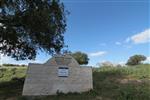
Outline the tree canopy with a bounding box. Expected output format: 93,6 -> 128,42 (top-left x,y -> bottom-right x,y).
0,0 -> 67,60
71,51 -> 89,65
126,54 -> 146,65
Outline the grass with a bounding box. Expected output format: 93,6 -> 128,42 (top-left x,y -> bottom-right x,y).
0,64 -> 150,100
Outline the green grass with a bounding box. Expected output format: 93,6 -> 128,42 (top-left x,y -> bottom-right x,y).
0,67 -> 26,82
0,64 -> 150,100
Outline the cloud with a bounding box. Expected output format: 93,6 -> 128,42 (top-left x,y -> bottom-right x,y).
118,61 -> 126,65
146,57 -> 150,62
143,56 -> 150,64
89,51 -> 107,57
115,42 -> 121,45
126,28 -> 150,44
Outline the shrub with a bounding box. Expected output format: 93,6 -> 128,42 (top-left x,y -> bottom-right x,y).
126,55 -> 146,66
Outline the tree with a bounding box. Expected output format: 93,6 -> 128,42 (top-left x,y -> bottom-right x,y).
71,51 -> 89,65
126,55 -> 146,65
0,0 -> 67,60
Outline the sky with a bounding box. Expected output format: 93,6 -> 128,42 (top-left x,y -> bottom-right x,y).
1,0 -> 150,66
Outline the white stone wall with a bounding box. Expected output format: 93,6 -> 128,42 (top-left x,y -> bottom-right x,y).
22,55 -> 93,95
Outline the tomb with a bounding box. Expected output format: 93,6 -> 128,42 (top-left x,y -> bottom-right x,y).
22,54 -> 93,95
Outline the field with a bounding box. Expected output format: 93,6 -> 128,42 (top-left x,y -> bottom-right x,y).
0,64 -> 150,100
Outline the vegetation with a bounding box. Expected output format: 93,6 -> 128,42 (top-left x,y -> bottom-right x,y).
0,67 -> 26,82
2,64 -> 27,67
0,0 -> 67,60
71,51 -> 89,65
126,55 -> 146,65
0,64 -> 150,100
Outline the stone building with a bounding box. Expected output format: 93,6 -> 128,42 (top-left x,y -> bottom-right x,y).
22,54 -> 93,95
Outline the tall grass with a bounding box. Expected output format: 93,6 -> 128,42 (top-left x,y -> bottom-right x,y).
0,67 -> 26,82
93,64 -> 150,100
95,64 -> 150,79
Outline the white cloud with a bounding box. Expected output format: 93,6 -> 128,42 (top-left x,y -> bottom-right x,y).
147,57 -> 150,62
118,61 -> 126,66
89,51 -> 107,57
96,60 -> 126,67
126,28 -> 150,44
115,42 -> 121,45
143,56 -> 150,64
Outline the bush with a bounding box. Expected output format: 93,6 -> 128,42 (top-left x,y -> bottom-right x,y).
71,51 -> 89,65
126,55 -> 146,66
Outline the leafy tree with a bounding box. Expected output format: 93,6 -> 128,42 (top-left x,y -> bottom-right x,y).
126,55 -> 146,65
0,0 -> 67,60
71,51 -> 89,65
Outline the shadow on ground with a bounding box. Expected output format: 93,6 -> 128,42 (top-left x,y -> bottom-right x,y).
0,77 -> 24,100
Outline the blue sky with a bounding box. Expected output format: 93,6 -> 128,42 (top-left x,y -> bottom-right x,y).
1,0 -> 150,66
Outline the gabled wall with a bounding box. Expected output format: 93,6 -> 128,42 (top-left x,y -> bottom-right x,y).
22,55 -> 93,95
